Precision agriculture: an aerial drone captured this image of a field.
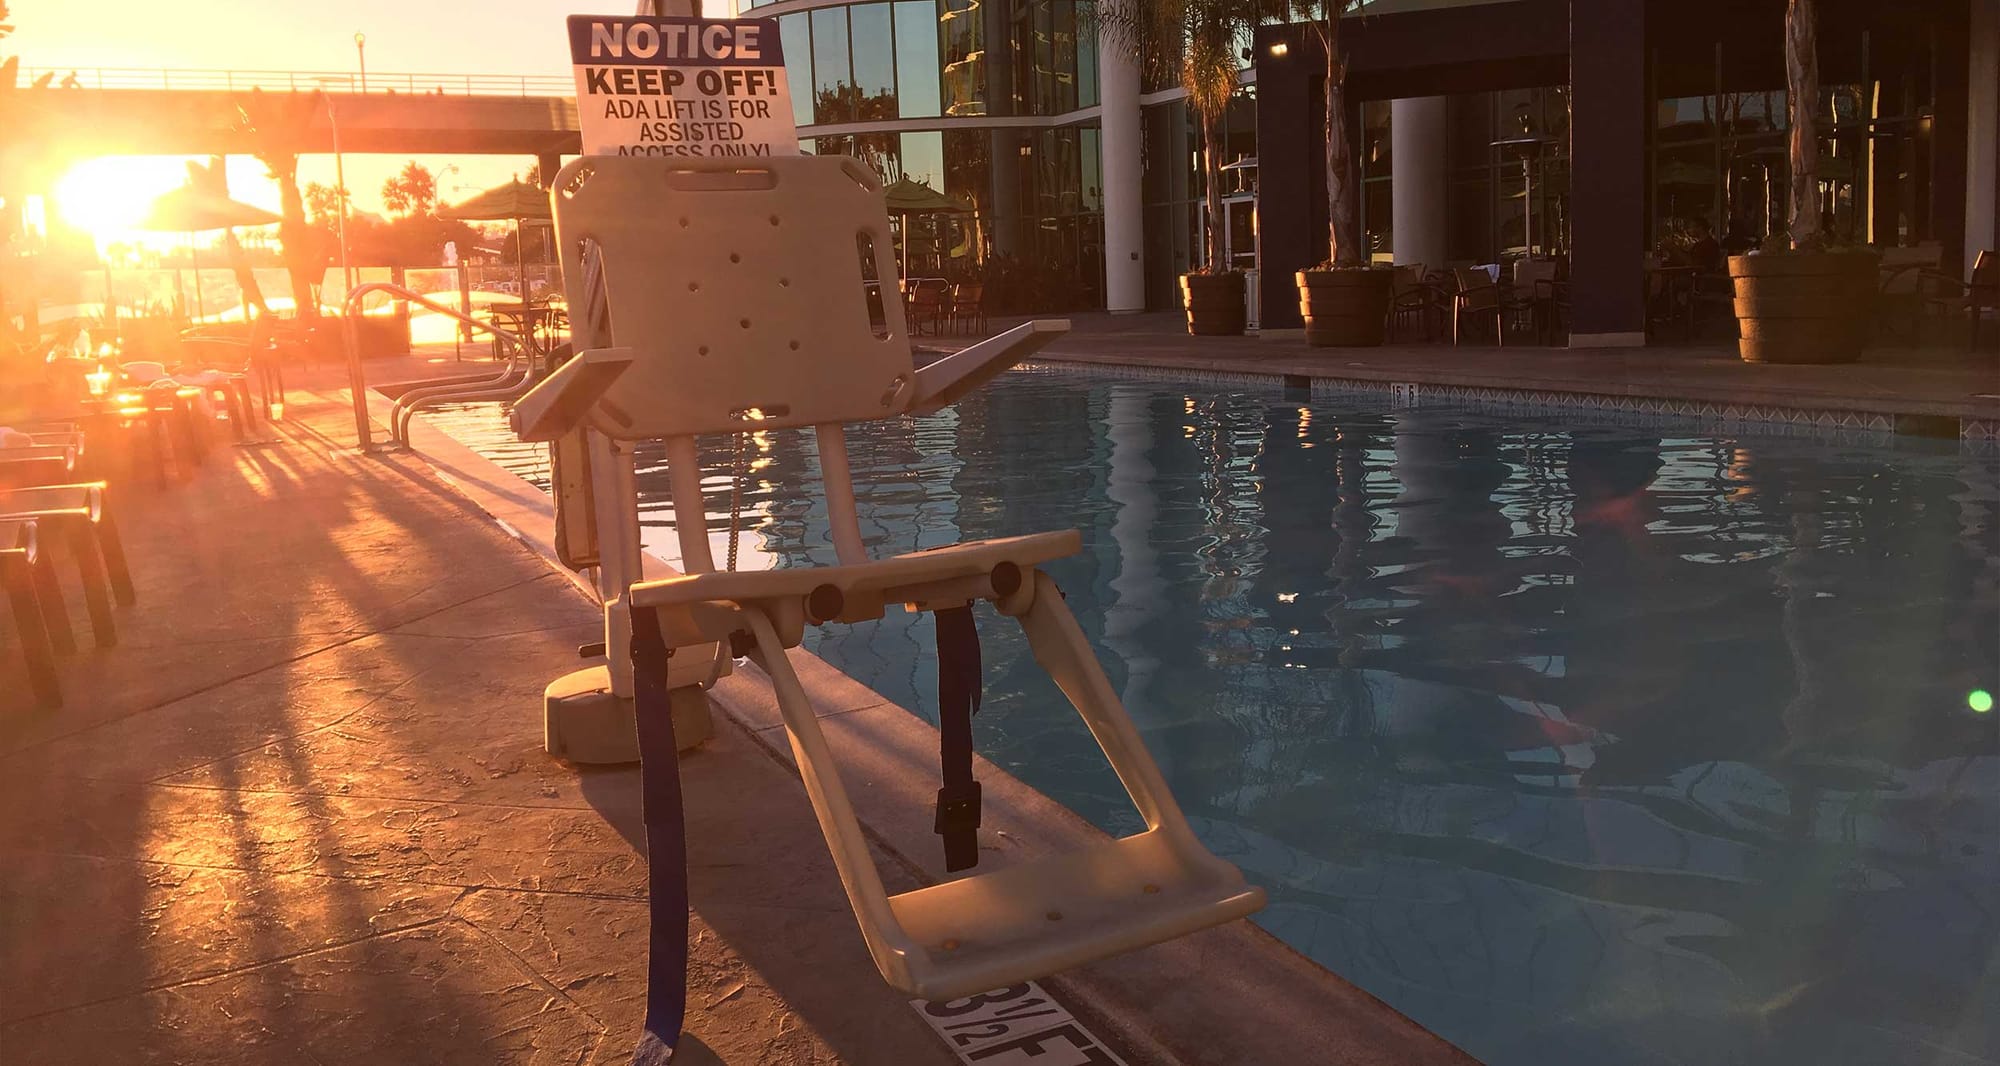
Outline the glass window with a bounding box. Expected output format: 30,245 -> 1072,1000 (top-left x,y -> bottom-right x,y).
1076,1 -> 1098,108
901,130 -> 946,191
941,0 -> 986,116
1080,127 -> 1102,214
780,13 -> 814,129
1050,0 -> 1081,114
812,6 -> 854,125
850,4 -> 898,121
894,1 -> 943,119
851,131 -> 901,179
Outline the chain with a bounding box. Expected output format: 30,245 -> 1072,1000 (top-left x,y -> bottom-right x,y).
726,430 -> 746,572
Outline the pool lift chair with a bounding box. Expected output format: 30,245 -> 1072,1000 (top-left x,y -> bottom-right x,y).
513,154 -> 1265,1057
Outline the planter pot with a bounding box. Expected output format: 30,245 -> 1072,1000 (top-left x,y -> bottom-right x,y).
331,311 -> 413,360
1180,272 -> 1246,337
1297,269 -> 1395,347
1728,251 -> 1879,364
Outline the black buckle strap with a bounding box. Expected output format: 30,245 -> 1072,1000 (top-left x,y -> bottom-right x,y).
934,604 -> 983,872
629,606 -> 687,1065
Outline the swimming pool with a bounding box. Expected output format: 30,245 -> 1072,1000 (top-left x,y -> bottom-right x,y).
423,368 -> 1999,1066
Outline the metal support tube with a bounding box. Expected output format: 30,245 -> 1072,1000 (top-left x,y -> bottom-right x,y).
591,431 -> 644,697
664,436 -> 715,574
815,424 -> 867,566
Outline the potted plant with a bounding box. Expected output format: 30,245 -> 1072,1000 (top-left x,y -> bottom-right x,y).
1100,1 -> 1260,336
1291,1 -> 1392,346
1728,0 -> 1877,364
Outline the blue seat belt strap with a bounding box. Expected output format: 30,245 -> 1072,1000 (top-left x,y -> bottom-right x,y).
628,606 -> 688,1065
934,603 -> 983,872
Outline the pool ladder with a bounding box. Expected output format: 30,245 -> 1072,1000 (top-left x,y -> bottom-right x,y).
341,282 -> 543,450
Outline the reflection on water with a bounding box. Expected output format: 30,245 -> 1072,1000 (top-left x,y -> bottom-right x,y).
424,373 -> 2000,1066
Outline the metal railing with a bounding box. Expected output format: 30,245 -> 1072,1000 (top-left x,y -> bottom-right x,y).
343,282 -> 539,451
23,66 -> 573,98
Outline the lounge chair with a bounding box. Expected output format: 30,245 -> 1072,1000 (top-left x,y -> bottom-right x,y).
0,482 -> 130,649
513,154 -> 1264,1060
1,518 -> 61,708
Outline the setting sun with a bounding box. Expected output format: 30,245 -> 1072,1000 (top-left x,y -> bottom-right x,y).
50,156 -> 189,244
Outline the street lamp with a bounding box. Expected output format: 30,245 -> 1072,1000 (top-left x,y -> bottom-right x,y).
354,33 -> 367,92
310,76 -> 355,294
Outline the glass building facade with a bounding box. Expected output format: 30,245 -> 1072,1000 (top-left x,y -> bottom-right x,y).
743,0 -> 1113,312
740,0 -> 1995,329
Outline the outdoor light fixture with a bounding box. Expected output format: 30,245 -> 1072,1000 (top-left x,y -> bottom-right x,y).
355,33 -> 368,92
1269,42 -> 1289,57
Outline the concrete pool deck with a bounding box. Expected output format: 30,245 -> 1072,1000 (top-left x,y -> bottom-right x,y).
0,369 -> 1470,1064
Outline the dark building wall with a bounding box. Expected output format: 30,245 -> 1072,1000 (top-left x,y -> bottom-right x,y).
1253,1 -> 1570,329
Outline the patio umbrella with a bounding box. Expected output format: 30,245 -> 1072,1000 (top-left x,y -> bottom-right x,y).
439,180 -> 552,303
137,184 -> 281,324
882,178 -> 968,280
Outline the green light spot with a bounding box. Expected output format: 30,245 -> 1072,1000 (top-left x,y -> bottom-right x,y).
1972,690 -> 1995,714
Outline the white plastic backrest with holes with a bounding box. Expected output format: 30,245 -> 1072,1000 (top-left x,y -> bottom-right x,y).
552,155 -> 914,440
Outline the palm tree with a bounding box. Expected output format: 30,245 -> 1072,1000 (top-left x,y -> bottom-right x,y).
1783,0 -> 1820,251
1097,0 -> 1262,276
1290,1 -> 1365,267
234,89 -> 325,323
380,161 -> 438,220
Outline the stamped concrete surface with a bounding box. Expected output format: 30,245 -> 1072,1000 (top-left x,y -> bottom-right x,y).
0,383 -> 961,1065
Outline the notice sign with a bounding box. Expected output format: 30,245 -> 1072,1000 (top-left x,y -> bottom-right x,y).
567,14 -> 798,157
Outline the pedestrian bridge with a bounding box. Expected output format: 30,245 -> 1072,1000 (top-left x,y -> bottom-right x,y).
14,66 -> 581,162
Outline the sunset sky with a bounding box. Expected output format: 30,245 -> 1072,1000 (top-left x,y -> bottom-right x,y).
13,1 -> 728,248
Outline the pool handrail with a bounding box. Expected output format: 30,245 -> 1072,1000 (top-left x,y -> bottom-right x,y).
341,281 -> 537,450
390,362 -> 534,447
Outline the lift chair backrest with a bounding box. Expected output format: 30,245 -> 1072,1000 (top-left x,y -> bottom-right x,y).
551,155 -> 915,440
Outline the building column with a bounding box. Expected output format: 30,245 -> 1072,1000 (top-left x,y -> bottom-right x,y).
1566,0 -> 1647,347
1099,28 -> 1146,313
1390,96 -> 1448,269
1966,0 -> 1999,276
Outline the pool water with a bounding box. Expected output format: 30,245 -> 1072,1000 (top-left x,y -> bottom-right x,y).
425,370 -> 1999,1066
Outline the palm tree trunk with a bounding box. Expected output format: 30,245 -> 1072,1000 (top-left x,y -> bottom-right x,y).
1202,109 -> 1226,273
271,164 -> 319,322
1323,14 -> 1362,267
220,230 -> 268,318
1785,0 -> 1820,251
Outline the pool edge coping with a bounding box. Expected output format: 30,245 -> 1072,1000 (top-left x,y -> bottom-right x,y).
383,391 -> 1476,1066
1013,353 -> 2000,447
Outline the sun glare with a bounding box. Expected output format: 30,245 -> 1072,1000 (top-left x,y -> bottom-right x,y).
51,157 -> 199,249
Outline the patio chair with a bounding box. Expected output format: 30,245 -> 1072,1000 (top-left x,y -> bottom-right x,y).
1,518 -> 61,709
1921,250 -> 1998,350
514,155 -> 1263,1059
1388,264 -> 1439,341
1452,266 -> 1505,345
1874,244 -> 1944,344
904,278 -> 947,337
1510,259 -> 1559,342
950,281 -> 987,336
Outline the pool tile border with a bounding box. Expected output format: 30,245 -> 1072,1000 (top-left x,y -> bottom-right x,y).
1020,359 -> 2000,452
